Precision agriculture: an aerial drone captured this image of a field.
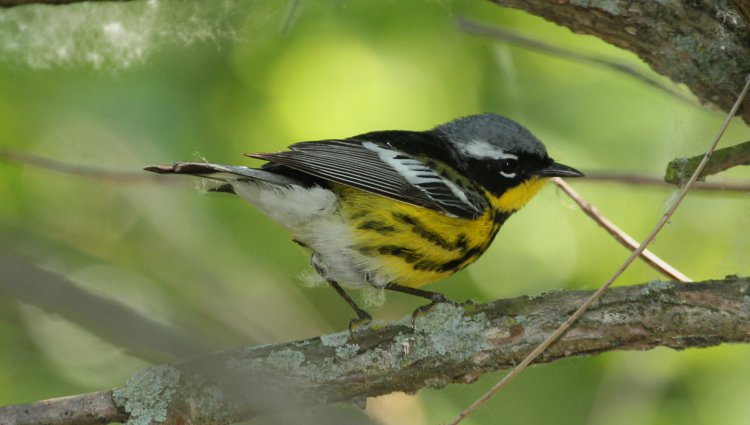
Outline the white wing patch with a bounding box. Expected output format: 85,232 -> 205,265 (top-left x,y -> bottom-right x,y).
361,141 -> 470,207
439,178 -> 471,205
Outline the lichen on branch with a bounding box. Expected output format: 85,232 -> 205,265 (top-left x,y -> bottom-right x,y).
2,277 -> 748,425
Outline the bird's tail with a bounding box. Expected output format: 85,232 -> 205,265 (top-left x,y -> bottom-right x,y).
144,162 -> 302,193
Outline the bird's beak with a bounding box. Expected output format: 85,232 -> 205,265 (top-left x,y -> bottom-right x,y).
535,161 -> 584,178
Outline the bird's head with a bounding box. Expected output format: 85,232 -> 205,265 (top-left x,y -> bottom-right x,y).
433,113 -> 584,212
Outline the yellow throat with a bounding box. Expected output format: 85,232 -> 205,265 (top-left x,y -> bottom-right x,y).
490,176 -> 550,213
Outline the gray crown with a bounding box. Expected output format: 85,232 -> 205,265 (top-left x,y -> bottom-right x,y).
433,113 -> 548,158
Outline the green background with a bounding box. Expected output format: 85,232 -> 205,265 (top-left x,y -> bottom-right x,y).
1,1 -> 749,424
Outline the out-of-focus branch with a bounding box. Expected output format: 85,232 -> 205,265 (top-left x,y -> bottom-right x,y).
0,0 -> 132,7
456,18 -> 694,104
1,277 -> 748,425
0,252 -> 210,362
0,149 -> 176,183
665,140 -> 750,185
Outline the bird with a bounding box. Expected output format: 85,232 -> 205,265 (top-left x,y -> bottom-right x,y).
146,113 -> 583,325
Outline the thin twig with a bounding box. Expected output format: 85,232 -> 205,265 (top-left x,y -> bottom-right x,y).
0,0 -> 132,7
551,177 -> 691,282
583,172 -> 750,192
455,17 -> 695,104
450,74 -> 750,424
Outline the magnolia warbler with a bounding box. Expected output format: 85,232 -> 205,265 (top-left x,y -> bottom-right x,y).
146,114 -> 583,323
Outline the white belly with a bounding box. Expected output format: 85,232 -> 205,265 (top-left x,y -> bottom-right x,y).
231,180 -> 372,288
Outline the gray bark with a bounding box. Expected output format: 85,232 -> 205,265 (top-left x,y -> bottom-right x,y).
1,277 -> 748,425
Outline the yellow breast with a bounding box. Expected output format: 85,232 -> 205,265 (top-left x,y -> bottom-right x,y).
334,176 -> 548,288
490,176 -> 549,212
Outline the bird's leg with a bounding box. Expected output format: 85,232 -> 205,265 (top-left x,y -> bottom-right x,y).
311,253 -> 372,331
384,283 -> 474,324
327,279 -> 373,325
384,282 -> 453,303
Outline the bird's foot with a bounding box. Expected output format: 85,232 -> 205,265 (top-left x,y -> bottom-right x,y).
410,293 -> 463,325
348,310 -> 373,338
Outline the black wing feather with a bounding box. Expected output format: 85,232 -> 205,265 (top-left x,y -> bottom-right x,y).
250,137 -> 486,218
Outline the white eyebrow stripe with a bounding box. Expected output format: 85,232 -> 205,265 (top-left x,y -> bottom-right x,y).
460,139 -> 518,160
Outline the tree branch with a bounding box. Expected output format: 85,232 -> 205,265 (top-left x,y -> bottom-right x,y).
491,0 -> 750,123
0,392 -> 127,425
665,140 -> 750,184
583,172 -> 750,192
2,277 -> 748,425
5,146 -> 750,192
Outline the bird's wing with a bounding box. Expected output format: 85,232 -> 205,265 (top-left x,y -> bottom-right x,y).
249,138 -> 486,218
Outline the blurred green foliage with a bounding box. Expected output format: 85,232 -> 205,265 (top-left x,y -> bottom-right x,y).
1,0 -> 749,424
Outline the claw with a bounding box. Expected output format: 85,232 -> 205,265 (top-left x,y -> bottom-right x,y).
410,296 -> 460,327
348,312 -> 373,339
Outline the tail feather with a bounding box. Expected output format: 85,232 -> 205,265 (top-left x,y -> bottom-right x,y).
144,162 -> 302,186
147,160 -> 337,231
145,162 -> 254,177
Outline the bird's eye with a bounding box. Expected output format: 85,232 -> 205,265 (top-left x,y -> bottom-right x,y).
499,158 -> 519,177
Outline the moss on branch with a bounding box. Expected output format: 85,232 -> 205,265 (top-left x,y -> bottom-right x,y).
665,141 -> 750,184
